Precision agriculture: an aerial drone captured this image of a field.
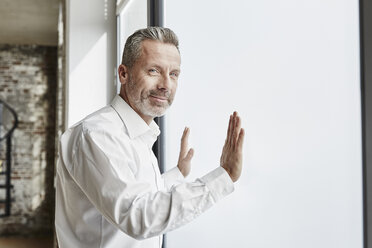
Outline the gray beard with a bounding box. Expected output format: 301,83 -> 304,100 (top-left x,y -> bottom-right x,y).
126,78 -> 172,118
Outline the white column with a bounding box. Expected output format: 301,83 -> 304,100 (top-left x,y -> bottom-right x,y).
66,0 -> 117,127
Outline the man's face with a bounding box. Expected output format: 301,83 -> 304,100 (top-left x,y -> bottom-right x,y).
119,40 -> 181,124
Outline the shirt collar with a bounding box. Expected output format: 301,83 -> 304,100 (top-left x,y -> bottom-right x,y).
110,95 -> 161,140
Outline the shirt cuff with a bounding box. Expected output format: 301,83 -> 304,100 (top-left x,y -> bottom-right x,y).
200,167 -> 235,203
162,166 -> 185,189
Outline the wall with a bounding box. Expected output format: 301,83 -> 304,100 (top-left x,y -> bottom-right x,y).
0,44 -> 57,236
0,0 -> 59,46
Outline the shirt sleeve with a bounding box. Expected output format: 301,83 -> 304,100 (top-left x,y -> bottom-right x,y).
69,125 -> 234,240
162,166 -> 185,190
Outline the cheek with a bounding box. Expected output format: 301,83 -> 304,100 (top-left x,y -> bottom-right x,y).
130,77 -> 148,91
171,82 -> 178,93
140,76 -> 159,90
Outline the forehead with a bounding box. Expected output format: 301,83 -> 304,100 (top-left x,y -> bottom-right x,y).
137,40 -> 181,67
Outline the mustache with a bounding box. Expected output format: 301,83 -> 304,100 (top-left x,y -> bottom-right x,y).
148,90 -> 171,99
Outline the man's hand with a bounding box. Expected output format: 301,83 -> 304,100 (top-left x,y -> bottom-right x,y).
177,127 -> 194,177
220,112 -> 245,182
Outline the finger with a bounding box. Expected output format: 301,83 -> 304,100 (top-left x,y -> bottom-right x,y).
233,115 -> 241,148
237,128 -> 245,152
225,114 -> 233,145
229,112 -> 237,141
180,127 -> 190,157
185,148 -> 194,161
230,112 -> 238,146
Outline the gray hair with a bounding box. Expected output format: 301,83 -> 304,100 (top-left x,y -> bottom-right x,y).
121,27 -> 179,68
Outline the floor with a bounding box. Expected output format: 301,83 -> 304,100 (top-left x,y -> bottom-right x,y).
0,237 -> 54,248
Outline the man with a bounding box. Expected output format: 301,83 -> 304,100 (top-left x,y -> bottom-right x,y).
55,27 -> 244,248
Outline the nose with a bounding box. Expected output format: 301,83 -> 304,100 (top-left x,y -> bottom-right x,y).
157,74 -> 171,91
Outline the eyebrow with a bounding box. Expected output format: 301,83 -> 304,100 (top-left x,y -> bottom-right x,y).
148,64 -> 181,73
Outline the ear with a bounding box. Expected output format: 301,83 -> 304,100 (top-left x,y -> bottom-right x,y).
118,64 -> 130,85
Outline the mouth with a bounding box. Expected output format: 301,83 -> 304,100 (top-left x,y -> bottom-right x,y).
149,95 -> 168,103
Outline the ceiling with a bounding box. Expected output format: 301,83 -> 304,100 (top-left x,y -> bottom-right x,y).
0,0 -> 59,46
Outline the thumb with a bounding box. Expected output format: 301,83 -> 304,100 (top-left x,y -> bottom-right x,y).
185,148 -> 194,161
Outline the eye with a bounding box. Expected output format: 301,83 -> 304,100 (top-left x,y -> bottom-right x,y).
170,71 -> 179,78
149,68 -> 159,74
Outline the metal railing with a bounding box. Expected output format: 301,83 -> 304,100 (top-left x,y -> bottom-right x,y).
0,99 -> 18,217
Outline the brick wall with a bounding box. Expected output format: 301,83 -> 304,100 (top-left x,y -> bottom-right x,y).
0,44 -> 57,236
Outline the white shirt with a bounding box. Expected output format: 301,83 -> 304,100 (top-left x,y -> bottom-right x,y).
55,95 -> 234,248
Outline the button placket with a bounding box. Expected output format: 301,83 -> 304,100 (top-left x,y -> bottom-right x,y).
149,146 -> 161,191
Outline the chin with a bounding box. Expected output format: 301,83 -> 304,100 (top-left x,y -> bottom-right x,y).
154,112 -> 167,118
145,107 -> 168,118
151,109 -> 167,118
138,100 -> 171,119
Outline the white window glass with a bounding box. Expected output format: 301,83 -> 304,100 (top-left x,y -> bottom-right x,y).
165,0 -> 362,247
